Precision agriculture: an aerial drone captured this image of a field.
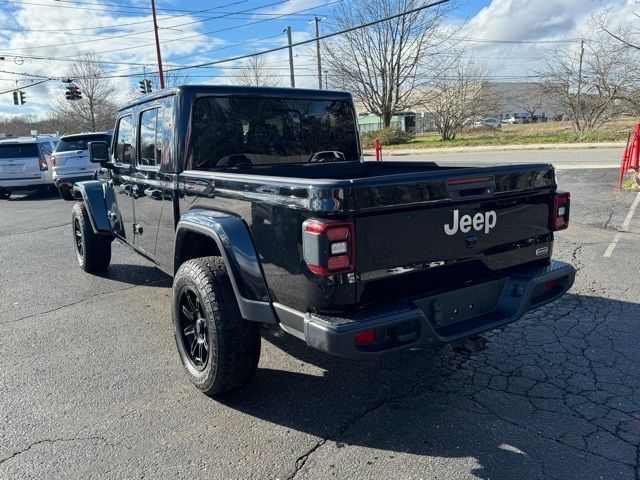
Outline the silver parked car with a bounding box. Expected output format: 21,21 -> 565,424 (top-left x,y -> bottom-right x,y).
52,131 -> 112,200
473,118 -> 502,129
0,135 -> 59,199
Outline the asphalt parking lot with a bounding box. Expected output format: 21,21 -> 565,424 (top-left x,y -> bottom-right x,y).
1,167 -> 639,479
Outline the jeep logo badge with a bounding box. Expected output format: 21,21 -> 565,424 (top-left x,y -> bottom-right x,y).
444,210 -> 497,236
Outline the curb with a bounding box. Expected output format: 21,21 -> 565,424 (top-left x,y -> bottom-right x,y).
363,142 -> 627,156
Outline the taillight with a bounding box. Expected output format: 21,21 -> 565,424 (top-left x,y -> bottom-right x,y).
551,191 -> 570,231
50,153 -> 56,166
302,219 -> 355,276
38,154 -> 48,171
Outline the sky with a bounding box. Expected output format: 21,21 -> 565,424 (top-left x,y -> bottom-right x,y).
0,0 -> 635,120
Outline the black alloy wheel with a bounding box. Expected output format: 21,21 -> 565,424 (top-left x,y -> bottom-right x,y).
178,287 -> 209,371
74,217 -> 84,259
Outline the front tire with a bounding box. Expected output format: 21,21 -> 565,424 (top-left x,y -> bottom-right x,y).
71,202 -> 112,273
172,256 -> 261,396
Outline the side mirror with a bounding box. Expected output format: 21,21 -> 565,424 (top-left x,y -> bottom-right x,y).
88,141 -> 110,164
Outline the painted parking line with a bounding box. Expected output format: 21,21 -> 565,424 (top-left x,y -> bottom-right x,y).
604,192 -> 640,258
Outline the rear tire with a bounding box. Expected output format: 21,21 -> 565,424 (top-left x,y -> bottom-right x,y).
172,256 -> 261,396
59,188 -> 74,201
71,202 -> 111,273
0,190 -> 9,200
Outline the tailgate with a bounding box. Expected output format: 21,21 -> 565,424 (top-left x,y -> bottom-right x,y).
0,143 -> 42,180
353,164 -> 556,304
54,150 -> 87,167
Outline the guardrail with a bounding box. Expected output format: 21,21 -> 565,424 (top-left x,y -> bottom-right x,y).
618,123 -> 640,190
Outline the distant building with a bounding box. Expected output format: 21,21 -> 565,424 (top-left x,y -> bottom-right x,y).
354,81 -> 564,134
357,112 -> 417,133
481,82 -> 561,121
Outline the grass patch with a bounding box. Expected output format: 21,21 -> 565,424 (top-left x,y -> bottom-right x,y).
374,118 -> 638,150
621,175 -> 640,192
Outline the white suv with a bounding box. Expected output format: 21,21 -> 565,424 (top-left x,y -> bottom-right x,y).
51,132 -> 112,200
0,135 -> 59,199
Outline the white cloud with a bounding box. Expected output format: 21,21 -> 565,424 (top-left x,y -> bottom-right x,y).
461,0 -> 636,79
0,1 -> 216,118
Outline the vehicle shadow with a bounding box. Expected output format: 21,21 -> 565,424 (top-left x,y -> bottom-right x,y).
102,263 -> 172,287
7,189 -> 61,201
216,293 -> 640,479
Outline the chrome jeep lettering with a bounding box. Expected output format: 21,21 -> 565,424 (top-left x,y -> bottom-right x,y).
444,210 -> 497,236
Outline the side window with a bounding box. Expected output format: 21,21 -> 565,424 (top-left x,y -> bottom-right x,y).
39,142 -> 52,157
138,107 -> 163,169
115,115 -> 134,165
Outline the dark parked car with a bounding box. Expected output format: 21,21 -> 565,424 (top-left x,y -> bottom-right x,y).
71,85 -> 575,396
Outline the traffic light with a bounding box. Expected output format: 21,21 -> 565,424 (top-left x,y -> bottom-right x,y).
139,79 -> 152,94
19,91 -> 26,105
12,91 -> 18,105
65,83 -> 82,101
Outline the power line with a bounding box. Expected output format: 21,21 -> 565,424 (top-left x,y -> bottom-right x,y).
83,0 -> 343,58
0,79 -> 51,96
0,0 -> 290,52
2,0 -> 249,17
162,0 -> 451,75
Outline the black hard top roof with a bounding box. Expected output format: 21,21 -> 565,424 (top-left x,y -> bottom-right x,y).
118,84 -> 353,112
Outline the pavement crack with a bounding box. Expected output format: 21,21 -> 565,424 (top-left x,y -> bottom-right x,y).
0,222 -> 70,238
0,279 -> 167,326
287,362 -> 429,479
0,436 -> 115,466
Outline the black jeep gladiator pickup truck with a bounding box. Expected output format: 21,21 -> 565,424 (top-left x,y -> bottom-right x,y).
72,85 -> 575,396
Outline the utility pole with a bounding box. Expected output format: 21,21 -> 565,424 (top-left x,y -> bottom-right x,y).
312,16 -> 323,89
284,26 -> 295,88
324,70 -> 329,90
150,0 -> 165,89
577,38 -> 584,97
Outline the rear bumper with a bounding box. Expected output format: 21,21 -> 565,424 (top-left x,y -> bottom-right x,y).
0,174 -> 49,190
274,260 -> 576,358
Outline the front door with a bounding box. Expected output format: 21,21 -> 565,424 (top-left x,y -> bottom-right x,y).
131,105 -> 165,256
110,114 -> 136,242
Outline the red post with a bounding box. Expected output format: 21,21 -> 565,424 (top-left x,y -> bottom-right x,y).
618,123 -> 640,190
632,124 -> 640,171
375,138 -> 382,161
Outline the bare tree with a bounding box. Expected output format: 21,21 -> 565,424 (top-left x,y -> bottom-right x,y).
423,59 -> 495,141
537,36 -> 639,134
322,0 -> 453,127
53,52 -> 117,132
233,53 -> 282,87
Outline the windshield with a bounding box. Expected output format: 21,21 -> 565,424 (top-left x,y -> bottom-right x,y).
55,135 -> 111,153
0,143 -> 39,159
191,96 -> 359,169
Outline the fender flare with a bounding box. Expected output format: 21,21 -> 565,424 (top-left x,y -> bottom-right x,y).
73,180 -> 113,235
175,209 -> 276,324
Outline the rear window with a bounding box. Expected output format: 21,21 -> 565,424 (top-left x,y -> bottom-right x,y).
0,144 -> 39,159
191,96 -> 359,169
55,135 -> 111,153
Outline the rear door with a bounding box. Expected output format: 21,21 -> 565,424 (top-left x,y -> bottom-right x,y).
352,165 -> 556,304
0,143 -> 42,182
110,115 -> 136,242
131,105 -> 165,256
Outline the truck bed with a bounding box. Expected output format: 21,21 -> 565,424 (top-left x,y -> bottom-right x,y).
182,160 -> 557,312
